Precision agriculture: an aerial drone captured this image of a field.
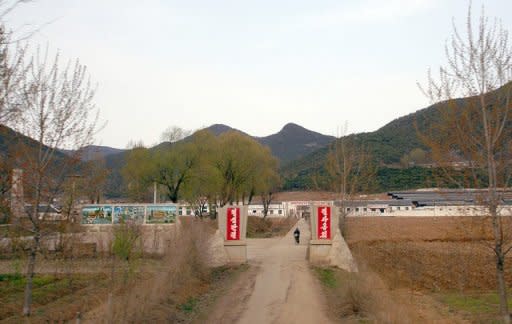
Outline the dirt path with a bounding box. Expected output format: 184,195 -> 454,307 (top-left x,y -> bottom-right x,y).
207,219 -> 333,324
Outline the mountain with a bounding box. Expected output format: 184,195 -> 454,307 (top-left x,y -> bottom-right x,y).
101,123 -> 335,197
66,123 -> 334,165
0,124 -> 75,173
257,123 -> 335,164
280,81 -> 512,190
279,101 -> 446,189
206,124 -> 249,137
62,145 -> 125,161
171,123 -> 333,163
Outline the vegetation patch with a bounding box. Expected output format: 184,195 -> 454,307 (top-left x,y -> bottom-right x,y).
435,291 -> 512,322
164,264 -> 249,323
313,265 -> 459,323
313,266 -> 375,321
179,297 -> 199,314
314,267 -> 337,288
0,273 -> 108,321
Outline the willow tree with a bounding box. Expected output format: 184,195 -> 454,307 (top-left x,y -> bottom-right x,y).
419,5 -> 512,322
122,145 -> 155,202
215,131 -> 279,207
151,141 -> 198,203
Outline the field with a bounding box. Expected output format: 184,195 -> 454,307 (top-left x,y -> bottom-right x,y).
0,219 -> 248,323
345,216 -> 512,322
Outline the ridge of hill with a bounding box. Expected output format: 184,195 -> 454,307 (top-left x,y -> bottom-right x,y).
279,100 -> 449,189
257,123 -> 335,164
61,145 -> 125,161
280,81 -> 512,190
102,123 -> 335,197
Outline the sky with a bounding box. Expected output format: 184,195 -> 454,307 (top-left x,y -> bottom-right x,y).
5,0 -> 512,149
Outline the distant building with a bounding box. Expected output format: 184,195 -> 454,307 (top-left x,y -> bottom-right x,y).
338,189 -> 512,217
248,202 -> 286,217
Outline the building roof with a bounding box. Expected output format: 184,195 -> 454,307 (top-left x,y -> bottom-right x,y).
334,200 -> 413,207
388,189 -> 512,207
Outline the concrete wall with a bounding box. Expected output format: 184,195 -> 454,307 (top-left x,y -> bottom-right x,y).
80,224 -> 177,255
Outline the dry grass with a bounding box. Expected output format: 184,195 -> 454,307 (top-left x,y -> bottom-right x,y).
345,216 -> 497,243
85,218 -> 222,323
0,273 -> 110,322
0,217 -> 243,323
346,216 -> 512,291
313,266 -> 454,323
346,216 -> 512,322
247,216 -> 297,238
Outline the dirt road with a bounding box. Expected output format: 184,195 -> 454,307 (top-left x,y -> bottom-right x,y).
207,219 -> 333,324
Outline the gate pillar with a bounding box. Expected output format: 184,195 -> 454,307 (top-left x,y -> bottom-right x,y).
217,205 -> 248,264
309,203 -> 338,264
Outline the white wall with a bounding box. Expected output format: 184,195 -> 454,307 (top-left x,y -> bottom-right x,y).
343,204 -> 512,217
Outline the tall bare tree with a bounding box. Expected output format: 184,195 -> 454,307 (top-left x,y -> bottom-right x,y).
326,126 -> 377,234
419,4 -> 512,322
15,47 -> 99,317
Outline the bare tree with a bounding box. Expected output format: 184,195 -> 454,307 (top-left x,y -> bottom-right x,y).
419,4 -> 512,322
0,27 -> 27,125
326,125 -> 377,234
259,162 -> 280,218
14,46 -> 99,317
160,125 -> 191,143
0,1 -> 31,21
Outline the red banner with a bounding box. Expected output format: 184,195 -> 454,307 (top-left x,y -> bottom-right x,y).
226,207 -> 240,240
317,206 -> 331,240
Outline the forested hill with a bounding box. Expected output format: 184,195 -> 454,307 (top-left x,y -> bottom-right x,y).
257,123 -> 335,164
101,123 -> 336,197
196,123 -> 334,163
281,101 -> 445,183
281,81 -> 512,190
103,122 -> 335,172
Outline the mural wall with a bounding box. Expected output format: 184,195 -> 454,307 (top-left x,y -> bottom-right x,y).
81,204 -> 177,225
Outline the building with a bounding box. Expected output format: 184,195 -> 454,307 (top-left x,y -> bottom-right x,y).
248,202 -> 287,217
338,189 -> 512,217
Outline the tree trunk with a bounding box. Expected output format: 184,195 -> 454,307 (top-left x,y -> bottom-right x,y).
493,209 -> 510,323
22,234 -> 39,316
496,252 -> 510,323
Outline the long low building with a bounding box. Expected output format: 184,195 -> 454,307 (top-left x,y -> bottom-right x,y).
338,189 -> 512,217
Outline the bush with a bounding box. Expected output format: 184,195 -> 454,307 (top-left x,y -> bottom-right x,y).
102,218 -> 215,323
112,222 -> 141,261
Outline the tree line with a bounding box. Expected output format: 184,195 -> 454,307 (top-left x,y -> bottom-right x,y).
122,128 -> 280,217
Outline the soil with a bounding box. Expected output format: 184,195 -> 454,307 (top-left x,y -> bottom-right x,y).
3,212 -> 503,322
345,216 -> 512,291
346,215 -> 512,322
207,219 -> 333,324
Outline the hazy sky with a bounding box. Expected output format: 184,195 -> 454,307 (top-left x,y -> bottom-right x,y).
5,0 -> 512,148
